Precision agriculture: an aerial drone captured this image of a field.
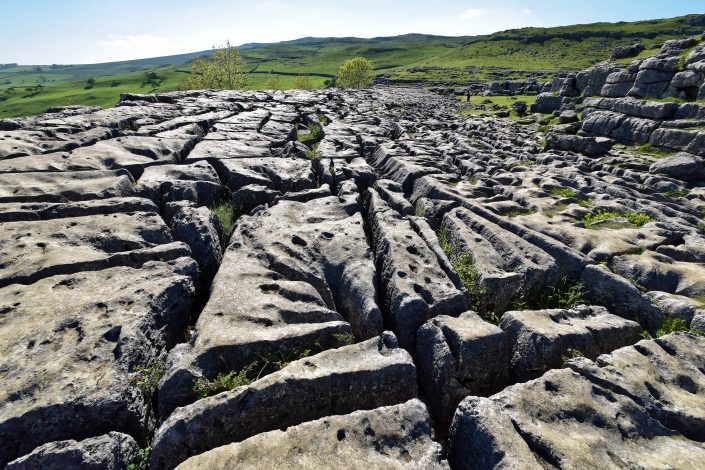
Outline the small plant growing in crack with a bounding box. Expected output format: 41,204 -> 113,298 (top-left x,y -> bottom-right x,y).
439,228 -> 485,313
562,347 -> 584,365
126,447 -> 151,470
129,361 -> 165,396
193,348 -> 313,399
211,200 -> 241,239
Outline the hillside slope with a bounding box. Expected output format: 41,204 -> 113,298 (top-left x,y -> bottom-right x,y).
1,13 -> 703,118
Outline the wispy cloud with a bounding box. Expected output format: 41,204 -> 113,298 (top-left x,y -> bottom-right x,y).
461,8 -> 485,18
100,34 -> 169,48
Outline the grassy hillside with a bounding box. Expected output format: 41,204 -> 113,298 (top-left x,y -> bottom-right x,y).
1,13 -> 703,119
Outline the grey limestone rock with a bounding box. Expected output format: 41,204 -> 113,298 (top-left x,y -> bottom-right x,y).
175,400 -> 447,470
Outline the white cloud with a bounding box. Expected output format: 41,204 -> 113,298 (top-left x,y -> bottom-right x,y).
461,8 -> 485,18
521,8 -> 532,14
100,34 -> 168,49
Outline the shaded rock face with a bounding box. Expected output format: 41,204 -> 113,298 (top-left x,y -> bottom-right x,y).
1,86 -> 704,469
449,333 -> 705,469
176,399 -> 447,470
6,432 -> 138,470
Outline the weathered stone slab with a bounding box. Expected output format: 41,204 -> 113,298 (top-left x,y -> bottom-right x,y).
0,170 -> 134,203
185,139 -> 271,162
368,188 -> 467,348
157,244 -> 352,417
0,197 -> 157,222
0,135 -> 198,175
151,333 -> 417,470
0,259 -> 196,466
214,157 -> 316,193
175,399 -> 447,470
0,211 -> 190,287
568,333 -> 705,441
499,305 -> 641,381
136,161 -> 222,207
6,432 -> 138,470
442,207 -> 560,313
415,312 -> 508,427
450,364 -> 705,469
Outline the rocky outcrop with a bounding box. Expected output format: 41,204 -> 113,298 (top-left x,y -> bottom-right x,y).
1,85 -> 703,469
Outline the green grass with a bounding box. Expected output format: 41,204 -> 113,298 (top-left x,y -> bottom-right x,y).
666,189 -> 689,198
654,316 -> 703,337
562,347 -> 584,365
548,187 -> 593,206
2,14 -> 701,119
511,276 -> 587,311
583,210 -> 653,228
632,143 -> 677,158
194,364 -> 257,399
439,228 -> 485,313
127,447 -> 151,470
211,200 -> 240,239
193,347 -> 314,399
499,207 -> 537,217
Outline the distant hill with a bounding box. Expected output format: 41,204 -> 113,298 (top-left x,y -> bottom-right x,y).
1,13 -> 703,118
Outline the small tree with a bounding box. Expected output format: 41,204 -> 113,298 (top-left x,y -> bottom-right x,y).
84,77 -> 96,89
265,74 -> 281,90
337,57 -> 373,89
141,71 -> 164,90
185,40 -> 247,90
292,74 -> 313,90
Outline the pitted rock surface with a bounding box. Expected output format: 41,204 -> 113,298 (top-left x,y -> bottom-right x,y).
0,86 -> 703,469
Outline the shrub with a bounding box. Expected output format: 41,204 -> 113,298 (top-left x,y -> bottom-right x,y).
129,361 -> 165,395
84,77 -> 96,89
185,40 -> 247,90
337,57 -> 374,89
194,364 -> 256,399
293,74 -> 313,90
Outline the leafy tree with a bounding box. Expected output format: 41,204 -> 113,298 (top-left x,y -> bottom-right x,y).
141,71 -> 164,90
292,74 -> 313,90
323,77 -> 337,88
337,57 -> 373,89
185,40 -> 247,90
84,77 -> 96,89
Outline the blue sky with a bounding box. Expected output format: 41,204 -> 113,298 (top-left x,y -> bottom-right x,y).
0,0 -> 702,64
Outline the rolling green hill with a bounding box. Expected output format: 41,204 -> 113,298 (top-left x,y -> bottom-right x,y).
1,13 -> 703,119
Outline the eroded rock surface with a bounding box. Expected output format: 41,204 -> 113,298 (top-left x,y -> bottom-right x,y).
1,85 -> 703,469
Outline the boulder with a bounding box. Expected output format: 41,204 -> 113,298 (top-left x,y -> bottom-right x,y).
611,44 -> 645,60
649,152 -> 705,181
175,400 -> 448,470
546,133 -> 613,155
530,93 -> 564,114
